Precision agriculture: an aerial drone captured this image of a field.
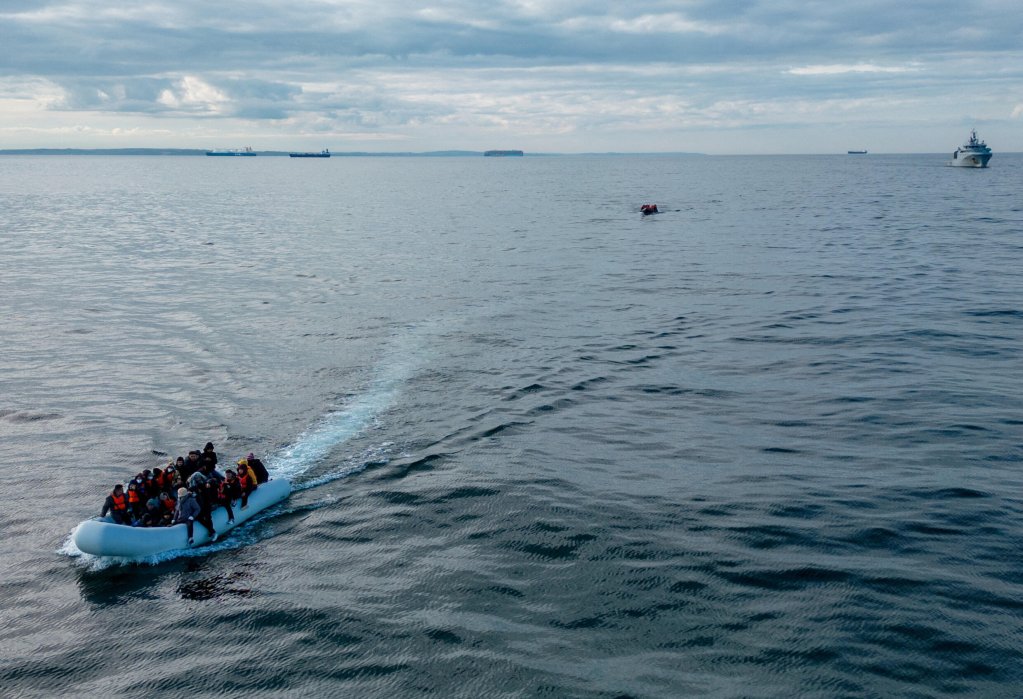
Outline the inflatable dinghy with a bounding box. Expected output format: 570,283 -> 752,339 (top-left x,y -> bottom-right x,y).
73,478 -> 292,557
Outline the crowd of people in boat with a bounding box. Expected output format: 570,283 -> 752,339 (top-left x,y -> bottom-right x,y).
99,442 -> 270,545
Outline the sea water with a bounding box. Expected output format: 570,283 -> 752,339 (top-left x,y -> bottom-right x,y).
1,153 -> 1022,697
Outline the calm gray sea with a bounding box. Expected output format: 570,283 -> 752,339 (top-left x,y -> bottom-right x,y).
1,153 -> 1022,698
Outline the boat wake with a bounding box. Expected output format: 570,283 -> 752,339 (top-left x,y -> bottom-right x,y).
60,324 -> 432,568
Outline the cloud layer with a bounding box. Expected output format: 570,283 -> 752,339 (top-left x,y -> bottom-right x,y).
1,0 -> 1021,152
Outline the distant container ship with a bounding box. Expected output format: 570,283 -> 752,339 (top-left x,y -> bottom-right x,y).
206,147 -> 256,156
484,150 -> 524,157
847,150 -> 868,155
290,149 -> 331,158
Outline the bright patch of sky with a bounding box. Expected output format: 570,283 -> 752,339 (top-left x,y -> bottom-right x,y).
0,0 -> 1021,153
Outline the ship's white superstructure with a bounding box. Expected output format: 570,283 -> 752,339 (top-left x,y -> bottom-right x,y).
949,130 -> 992,168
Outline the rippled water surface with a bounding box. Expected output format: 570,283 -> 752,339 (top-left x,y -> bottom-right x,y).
2,154 -> 1022,698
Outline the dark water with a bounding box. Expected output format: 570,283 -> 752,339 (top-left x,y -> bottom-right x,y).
2,153 -> 1022,697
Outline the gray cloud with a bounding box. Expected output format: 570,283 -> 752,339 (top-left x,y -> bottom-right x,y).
1,0 -> 1021,151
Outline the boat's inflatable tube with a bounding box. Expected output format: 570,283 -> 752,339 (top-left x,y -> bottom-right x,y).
73,478 -> 292,557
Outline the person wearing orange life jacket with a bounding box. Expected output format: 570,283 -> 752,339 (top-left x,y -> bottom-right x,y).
158,492 -> 176,526
101,484 -> 130,525
152,466 -> 166,494
236,459 -> 258,509
125,481 -> 144,522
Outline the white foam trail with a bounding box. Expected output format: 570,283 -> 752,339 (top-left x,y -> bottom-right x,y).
269,342 -> 419,481
60,410 -> 396,569
58,324 -> 435,568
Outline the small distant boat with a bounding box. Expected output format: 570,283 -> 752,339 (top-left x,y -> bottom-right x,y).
847,150 -> 868,155
949,130 -> 992,168
290,149 -> 331,158
206,147 -> 256,156
484,150 -> 524,157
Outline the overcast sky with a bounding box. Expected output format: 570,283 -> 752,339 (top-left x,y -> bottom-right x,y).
1,0 -> 1021,153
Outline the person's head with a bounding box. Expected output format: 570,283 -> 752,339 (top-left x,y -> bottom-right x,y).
188,451 -> 199,461
226,469 -> 236,480
113,484 -> 124,494
175,456 -> 185,466
237,458 -> 247,468
127,482 -> 137,491
247,453 -> 255,461
204,442 -> 215,452
160,492 -> 172,502
147,498 -> 159,510
177,487 -> 188,498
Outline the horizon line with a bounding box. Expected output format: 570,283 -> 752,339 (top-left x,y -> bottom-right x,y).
0,148 -> 1010,157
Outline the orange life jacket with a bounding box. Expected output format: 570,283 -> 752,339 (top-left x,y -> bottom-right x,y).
111,493 -> 127,511
127,489 -> 140,504
238,472 -> 250,490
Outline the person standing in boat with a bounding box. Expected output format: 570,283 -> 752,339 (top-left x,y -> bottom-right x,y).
101,484 -> 130,525
200,459 -> 225,484
201,442 -> 218,469
181,451 -> 203,481
201,478 -> 226,521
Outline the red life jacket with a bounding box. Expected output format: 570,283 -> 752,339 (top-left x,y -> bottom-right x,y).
154,473 -> 166,489
238,472 -> 250,490
111,493 -> 127,511
127,489 -> 140,504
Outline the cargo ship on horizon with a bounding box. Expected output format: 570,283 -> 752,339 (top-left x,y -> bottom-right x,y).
289,149 -> 330,158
